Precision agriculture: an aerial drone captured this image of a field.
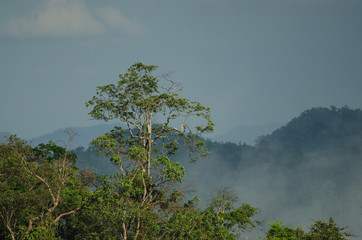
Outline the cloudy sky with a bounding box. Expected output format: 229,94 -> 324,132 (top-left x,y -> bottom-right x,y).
1,0 -> 362,139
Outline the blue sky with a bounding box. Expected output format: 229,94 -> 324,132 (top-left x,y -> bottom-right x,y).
1,0 -> 362,139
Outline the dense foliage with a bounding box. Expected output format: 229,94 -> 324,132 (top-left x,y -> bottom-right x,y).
0,135 -> 90,240
266,218 -> 355,240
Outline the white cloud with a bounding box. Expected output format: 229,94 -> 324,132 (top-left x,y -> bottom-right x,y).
95,7 -> 144,35
2,0 -> 102,37
1,0 -> 144,38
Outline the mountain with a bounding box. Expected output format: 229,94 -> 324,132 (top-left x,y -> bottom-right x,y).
28,121 -> 284,148
30,123 -> 120,149
257,106 -> 362,151
199,106 -> 362,237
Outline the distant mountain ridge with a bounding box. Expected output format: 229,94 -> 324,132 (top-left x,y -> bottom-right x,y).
30,123 -> 120,149
20,122 -> 282,148
257,106 -> 362,151
179,106 -> 362,237
3,106 -> 362,152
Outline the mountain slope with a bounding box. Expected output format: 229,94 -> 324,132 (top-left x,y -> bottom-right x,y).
257,106 -> 362,151
30,123 -> 119,148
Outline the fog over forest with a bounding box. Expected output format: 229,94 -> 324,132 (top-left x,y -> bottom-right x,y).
162,107 -> 362,237
17,106 -> 361,238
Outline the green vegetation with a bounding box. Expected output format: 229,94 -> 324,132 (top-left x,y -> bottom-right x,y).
0,63 -> 358,239
266,218 -> 355,240
0,135 -> 90,240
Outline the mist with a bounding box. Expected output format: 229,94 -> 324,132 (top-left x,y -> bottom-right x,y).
180,144 -> 362,238
178,108 -> 362,238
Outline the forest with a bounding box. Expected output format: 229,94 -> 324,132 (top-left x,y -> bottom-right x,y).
1,63 -> 360,239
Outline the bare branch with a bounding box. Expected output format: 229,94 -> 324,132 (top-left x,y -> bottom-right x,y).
54,207 -> 81,223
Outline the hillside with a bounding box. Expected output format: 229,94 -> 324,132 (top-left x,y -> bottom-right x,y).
30,123 -> 120,148
256,106 -> 362,152
71,106 -> 362,237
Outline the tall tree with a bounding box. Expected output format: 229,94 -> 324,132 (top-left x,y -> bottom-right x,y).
86,62 -> 213,173
85,62 -> 214,239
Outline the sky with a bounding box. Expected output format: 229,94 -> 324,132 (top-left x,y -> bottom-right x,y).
1,0 -> 362,139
